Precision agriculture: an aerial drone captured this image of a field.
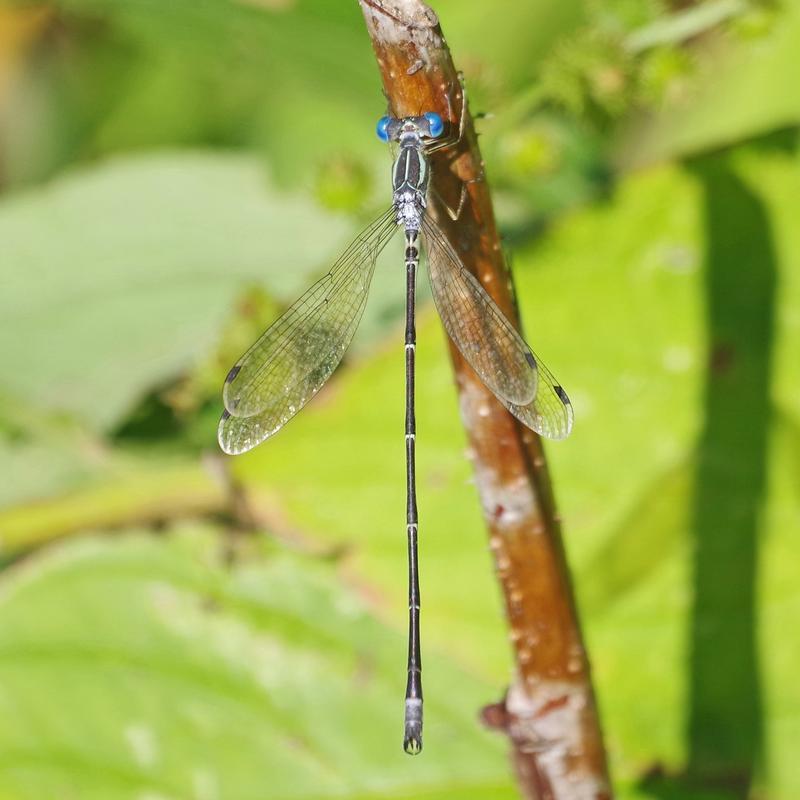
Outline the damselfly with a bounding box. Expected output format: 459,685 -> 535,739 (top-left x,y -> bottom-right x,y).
218,98 -> 573,755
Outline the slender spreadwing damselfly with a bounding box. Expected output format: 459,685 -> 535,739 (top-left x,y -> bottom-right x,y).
218,93 -> 573,754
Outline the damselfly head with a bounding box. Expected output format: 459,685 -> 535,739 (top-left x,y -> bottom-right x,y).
375,112 -> 445,143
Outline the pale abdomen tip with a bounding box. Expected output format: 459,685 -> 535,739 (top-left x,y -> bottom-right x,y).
403,733 -> 422,755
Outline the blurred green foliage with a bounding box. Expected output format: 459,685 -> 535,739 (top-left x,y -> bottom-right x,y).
0,1 -> 798,799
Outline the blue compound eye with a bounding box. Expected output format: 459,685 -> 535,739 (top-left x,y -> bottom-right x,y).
376,116 -> 391,142
424,112 -> 444,138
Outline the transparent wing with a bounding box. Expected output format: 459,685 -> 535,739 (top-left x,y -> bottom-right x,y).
501,358 -> 574,440
422,215 -> 537,405
422,215 -> 572,440
219,208 -> 398,455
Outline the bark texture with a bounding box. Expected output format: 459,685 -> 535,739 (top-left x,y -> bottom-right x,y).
358,2 -> 612,798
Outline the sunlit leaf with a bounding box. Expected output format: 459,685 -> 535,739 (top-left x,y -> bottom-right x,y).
226,149 -> 800,797
0,527 -> 514,799
614,6 -> 800,167
0,152 -> 350,431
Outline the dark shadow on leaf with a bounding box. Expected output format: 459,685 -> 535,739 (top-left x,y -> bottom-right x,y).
642,151 -> 775,798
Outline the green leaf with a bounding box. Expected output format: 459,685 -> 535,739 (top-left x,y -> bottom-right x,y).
511,146 -> 800,795
9,143 -> 793,798
225,147 -> 800,797
0,152 -> 351,431
0,527 -> 514,799
4,0 -> 381,186
614,4 -> 800,167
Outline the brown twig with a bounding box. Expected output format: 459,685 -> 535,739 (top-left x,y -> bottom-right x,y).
358,2 -> 612,797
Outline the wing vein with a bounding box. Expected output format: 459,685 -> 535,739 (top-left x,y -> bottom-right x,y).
218,208 -> 398,454
422,215 -> 572,439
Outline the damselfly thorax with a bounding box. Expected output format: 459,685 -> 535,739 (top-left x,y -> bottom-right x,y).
385,116 -> 436,230
218,99 -> 573,756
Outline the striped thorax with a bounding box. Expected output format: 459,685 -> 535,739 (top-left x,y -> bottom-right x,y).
376,113 -> 444,232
